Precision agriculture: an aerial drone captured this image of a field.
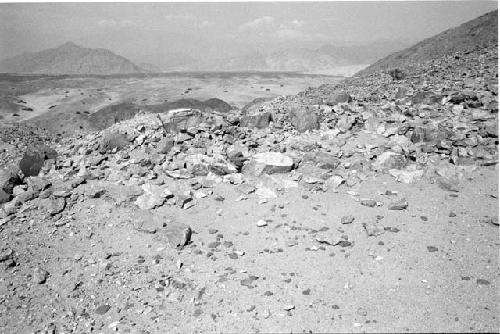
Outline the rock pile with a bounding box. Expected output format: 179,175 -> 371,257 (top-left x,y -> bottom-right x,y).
1,45 -> 497,217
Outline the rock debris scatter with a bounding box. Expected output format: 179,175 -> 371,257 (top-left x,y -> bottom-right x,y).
0,21 -> 498,334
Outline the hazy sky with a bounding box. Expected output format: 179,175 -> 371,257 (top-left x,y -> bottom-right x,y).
0,1 -> 497,64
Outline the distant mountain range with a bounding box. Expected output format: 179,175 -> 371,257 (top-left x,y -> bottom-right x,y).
0,39 -> 410,76
3,6 -> 497,78
0,42 -> 142,75
357,10 -> 498,75
162,40 -> 410,75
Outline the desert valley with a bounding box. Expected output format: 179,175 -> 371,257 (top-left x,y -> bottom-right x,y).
0,3 -> 498,334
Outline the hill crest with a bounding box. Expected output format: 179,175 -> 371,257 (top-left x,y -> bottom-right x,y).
0,42 -> 143,75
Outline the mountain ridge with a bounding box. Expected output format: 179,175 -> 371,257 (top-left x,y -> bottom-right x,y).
0,42 -> 144,75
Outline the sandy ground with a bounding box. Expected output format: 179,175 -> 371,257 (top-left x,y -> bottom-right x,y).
0,163 -> 497,333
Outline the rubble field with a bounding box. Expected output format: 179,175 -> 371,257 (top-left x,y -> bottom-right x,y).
0,43 -> 498,333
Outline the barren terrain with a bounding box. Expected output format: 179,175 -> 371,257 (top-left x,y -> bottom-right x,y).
0,10 -> 498,334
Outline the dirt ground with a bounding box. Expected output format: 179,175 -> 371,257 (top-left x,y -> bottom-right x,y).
0,161 -> 497,333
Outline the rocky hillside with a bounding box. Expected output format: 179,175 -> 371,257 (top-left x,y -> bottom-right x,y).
357,10 -> 498,75
0,42 -> 143,75
0,27 -> 498,333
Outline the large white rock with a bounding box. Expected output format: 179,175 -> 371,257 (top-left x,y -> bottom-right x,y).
245,152 -> 294,176
135,184 -> 172,210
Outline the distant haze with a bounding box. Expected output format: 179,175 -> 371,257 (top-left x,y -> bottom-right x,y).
0,1 -> 497,71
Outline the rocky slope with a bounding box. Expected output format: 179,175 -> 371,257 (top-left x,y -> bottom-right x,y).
0,42 -> 143,75
0,33 -> 498,333
357,10 -> 498,76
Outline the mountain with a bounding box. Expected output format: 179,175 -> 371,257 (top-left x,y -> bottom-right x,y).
0,42 -> 143,75
318,40 -> 411,64
357,10 -> 498,75
189,40 -> 409,75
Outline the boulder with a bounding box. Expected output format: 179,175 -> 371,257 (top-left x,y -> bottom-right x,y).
325,92 -> 352,106
0,168 -> 21,204
19,145 -> 57,177
161,222 -> 192,248
289,107 -> 320,133
303,152 -> 340,170
372,152 -> 407,171
240,112 -> 272,129
135,184 -> 173,210
227,151 -> 247,171
244,152 -> 294,176
163,109 -> 203,133
99,132 -> 130,154
389,168 -> 424,184
157,137 -> 175,154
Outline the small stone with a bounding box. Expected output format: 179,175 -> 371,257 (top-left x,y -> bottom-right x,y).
479,216 -> 499,227
427,246 -> 438,252
0,249 -> 13,262
163,222 -> 192,248
360,199 -> 377,207
438,178 -> 459,192
341,215 -> 355,224
262,309 -> 271,319
256,219 -> 268,227
449,211 -> 457,217
255,187 -> 277,199
420,216 -> 428,221
476,278 -> 490,285
388,198 -> 408,210
363,223 -> 385,237
237,184 -> 256,195
357,307 -> 368,316
284,304 -> 295,311
33,267 -> 49,284
240,275 -> 259,288
95,304 -> 111,315
208,241 -> 220,249
302,288 -> 311,295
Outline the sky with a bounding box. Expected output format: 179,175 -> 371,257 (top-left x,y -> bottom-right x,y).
0,1 -> 497,65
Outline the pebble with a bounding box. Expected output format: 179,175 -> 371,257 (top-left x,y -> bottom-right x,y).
357,307 -> 368,316
388,198 -> 408,210
95,304 -> 111,315
427,246 -> 439,252
0,248 -> 13,262
360,199 -> 377,207
476,278 -> 490,285
256,219 -> 268,227
33,267 -> 49,284
341,215 -> 355,224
